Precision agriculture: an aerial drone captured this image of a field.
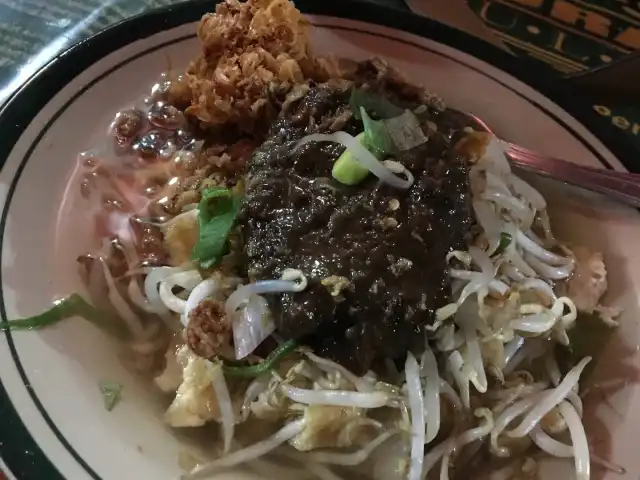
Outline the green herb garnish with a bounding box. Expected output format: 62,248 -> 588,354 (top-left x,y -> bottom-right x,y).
360,107 -> 395,156
332,132 -> 376,185
359,107 -> 428,156
0,293 -> 127,338
353,85 -> 426,144
331,89 -> 428,186
99,381 -> 123,411
191,187 -> 242,269
222,339 -> 298,378
350,88 -> 403,120
493,232 -> 513,256
351,89 -> 426,153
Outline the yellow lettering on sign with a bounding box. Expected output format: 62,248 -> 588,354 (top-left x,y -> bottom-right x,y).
550,1 -> 612,37
508,0 -> 544,7
593,105 -> 611,116
615,26 -> 640,49
612,116 -> 631,130
479,1 -> 518,29
551,31 -> 589,61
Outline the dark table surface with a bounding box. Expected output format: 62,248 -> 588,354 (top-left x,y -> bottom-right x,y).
0,0 -> 638,149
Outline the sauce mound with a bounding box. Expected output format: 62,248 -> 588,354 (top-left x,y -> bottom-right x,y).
242,80 -> 473,372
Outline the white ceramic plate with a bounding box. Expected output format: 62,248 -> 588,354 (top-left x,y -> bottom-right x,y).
1,1 -> 639,479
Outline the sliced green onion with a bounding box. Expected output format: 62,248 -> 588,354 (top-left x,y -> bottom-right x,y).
191,186 -> 242,269
493,232 -> 513,256
332,132 -> 372,185
222,339 -> 298,378
360,108 -> 394,156
294,132 -> 412,189
99,381 -> 123,411
1,293 -> 127,339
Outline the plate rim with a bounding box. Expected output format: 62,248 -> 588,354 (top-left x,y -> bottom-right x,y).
0,0 -> 637,478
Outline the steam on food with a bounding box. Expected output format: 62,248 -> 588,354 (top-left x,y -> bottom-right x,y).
4,0 -> 623,479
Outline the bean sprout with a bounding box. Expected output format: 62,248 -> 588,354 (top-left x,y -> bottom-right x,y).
281,386 -> 389,408
506,357 -> 591,438
309,429 -> 399,466
158,270 -> 202,314
182,277 -> 219,327
210,362 -> 234,454
406,353 -> 425,480
420,343 -> 441,443
183,419 -> 306,479
559,401 -> 590,480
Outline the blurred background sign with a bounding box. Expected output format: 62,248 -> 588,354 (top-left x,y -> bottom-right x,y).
0,0 -> 637,148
